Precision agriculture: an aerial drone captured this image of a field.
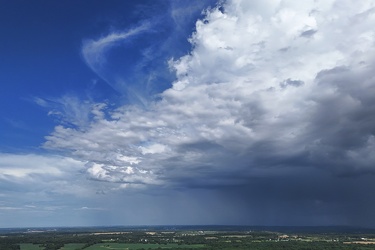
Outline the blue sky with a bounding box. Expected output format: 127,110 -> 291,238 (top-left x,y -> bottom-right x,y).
0,0 -> 209,150
1,0 -> 375,228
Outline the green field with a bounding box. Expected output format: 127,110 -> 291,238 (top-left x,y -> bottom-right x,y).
85,243 -> 205,250
60,243 -> 86,250
20,243 -> 85,250
20,243 -> 43,250
18,242 -> 204,250
5,226 -> 375,250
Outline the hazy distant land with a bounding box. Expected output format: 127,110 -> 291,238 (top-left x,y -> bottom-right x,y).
2,225 -> 375,250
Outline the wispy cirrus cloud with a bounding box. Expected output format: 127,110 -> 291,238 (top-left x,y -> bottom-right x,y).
80,1 -> 217,107
82,23 -> 151,75
33,95 -> 106,129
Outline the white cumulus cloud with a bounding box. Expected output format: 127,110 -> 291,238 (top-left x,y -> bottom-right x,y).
44,0 -> 375,191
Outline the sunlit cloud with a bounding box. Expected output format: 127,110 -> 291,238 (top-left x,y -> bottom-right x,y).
45,0 -> 375,192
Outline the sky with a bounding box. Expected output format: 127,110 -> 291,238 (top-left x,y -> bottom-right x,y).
1,0 -> 375,228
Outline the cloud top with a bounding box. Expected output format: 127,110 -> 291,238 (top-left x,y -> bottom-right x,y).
45,0 -> 375,193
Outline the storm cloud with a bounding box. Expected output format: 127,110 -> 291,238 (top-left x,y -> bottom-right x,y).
40,0 -> 375,226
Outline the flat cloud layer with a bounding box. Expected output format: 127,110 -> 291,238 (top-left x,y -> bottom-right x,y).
42,0 -> 375,225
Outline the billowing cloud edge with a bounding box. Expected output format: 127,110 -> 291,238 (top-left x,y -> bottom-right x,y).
42,0 -> 375,191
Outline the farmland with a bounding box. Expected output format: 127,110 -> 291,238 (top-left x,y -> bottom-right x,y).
2,226 -> 375,250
